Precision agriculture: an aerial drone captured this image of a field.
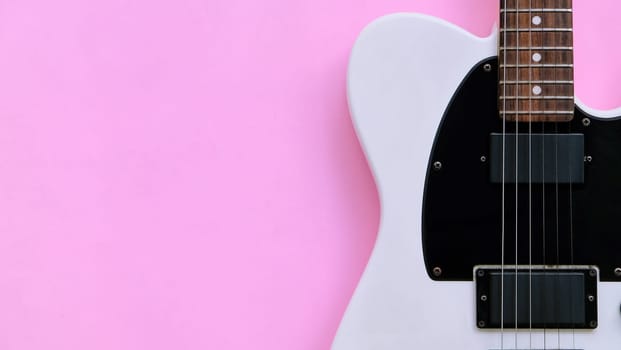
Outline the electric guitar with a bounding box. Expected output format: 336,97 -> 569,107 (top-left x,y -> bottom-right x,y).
333,1 -> 621,349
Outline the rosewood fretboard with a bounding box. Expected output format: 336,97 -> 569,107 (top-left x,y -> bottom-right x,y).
499,0 -> 574,122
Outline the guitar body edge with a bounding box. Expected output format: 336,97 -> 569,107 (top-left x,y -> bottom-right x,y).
334,13 -> 621,350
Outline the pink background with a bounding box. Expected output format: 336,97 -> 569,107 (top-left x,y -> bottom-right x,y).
0,1 -> 619,349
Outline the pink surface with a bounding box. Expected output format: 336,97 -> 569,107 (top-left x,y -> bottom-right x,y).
0,1 -> 619,349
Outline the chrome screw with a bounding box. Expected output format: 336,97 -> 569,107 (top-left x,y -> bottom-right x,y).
582,118 -> 591,127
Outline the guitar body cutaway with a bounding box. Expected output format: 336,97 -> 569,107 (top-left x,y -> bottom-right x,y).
334,13 -> 621,350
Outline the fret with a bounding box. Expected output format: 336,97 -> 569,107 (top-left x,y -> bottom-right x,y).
500,31 -> 573,51
500,9 -> 572,13
500,68 -> 573,81
500,47 -> 573,51
501,99 -> 575,110
503,50 -> 573,59
500,96 -> 574,100
503,0 -> 571,8
503,115 -> 573,122
500,33 -> 573,47
500,111 -> 575,123
501,12 -> 572,21
500,28 -> 572,32
500,80 -> 574,85
501,84 -> 573,96
500,111 -> 574,115
500,64 -> 574,68
500,13 -> 572,28
501,52 -> 573,65
501,100 -> 575,113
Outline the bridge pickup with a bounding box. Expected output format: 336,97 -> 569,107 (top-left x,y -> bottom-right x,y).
475,267 -> 598,329
489,133 -> 584,184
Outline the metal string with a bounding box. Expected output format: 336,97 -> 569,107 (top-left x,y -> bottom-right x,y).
514,0 -> 520,347
567,3 -> 577,348
501,1 -> 508,349
542,121 -> 547,350
513,1 -> 521,349
568,107 -> 576,350
555,123 -> 561,349
569,122 -> 576,350
528,2 -> 534,349
552,0 -> 561,348
541,5 -> 549,350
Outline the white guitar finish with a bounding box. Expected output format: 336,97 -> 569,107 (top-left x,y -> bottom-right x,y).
333,13 -> 621,350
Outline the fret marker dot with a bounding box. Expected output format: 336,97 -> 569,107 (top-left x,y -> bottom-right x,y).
533,53 -> 542,62
533,86 -> 542,95
532,16 -> 542,26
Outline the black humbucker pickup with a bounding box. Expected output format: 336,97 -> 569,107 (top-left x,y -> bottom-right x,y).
475,267 -> 597,329
489,133 -> 584,184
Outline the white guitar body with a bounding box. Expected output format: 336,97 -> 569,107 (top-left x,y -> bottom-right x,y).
333,13 -> 621,350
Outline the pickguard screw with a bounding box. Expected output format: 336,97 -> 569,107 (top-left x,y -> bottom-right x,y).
590,269 -> 597,277
432,267 -> 442,277
480,295 -> 488,302
480,156 -> 487,163
433,161 -> 442,171
588,295 -> 595,302
590,320 -> 598,328
582,118 -> 591,127
585,156 -> 593,163
478,320 -> 486,328
614,268 -> 621,277
483,64 -> 492,72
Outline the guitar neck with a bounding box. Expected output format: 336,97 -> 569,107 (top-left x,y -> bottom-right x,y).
498,0 -> 574,123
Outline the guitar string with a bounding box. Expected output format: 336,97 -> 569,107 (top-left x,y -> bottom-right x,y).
528,1 -> 534,349
567,2 -> 577,348
569,1 -> 576,342
541,1 -> 548,349
555,123 -> 560,349
514,0 -> 520,347
501,1 -> 508,349
552,0 -> 564,349
542,116 -> 547,350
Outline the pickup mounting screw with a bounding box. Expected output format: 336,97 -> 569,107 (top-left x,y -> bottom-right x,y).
483,64 -> 492,72
478,320 -> 486,327
432,267 -> 442,277
588,295 -> 595,302
480,295 -> 488,302
582,118 -> 591,127
590,320 -> 597,328
477,269 -> 485,277
585,156 -> 593,163
433,161 -> 442,171
614,268 -> 621,277
590,269 -> 597,277
480,156 -> 487,163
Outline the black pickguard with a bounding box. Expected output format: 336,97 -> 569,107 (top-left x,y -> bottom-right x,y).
422,58 -> 621,282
